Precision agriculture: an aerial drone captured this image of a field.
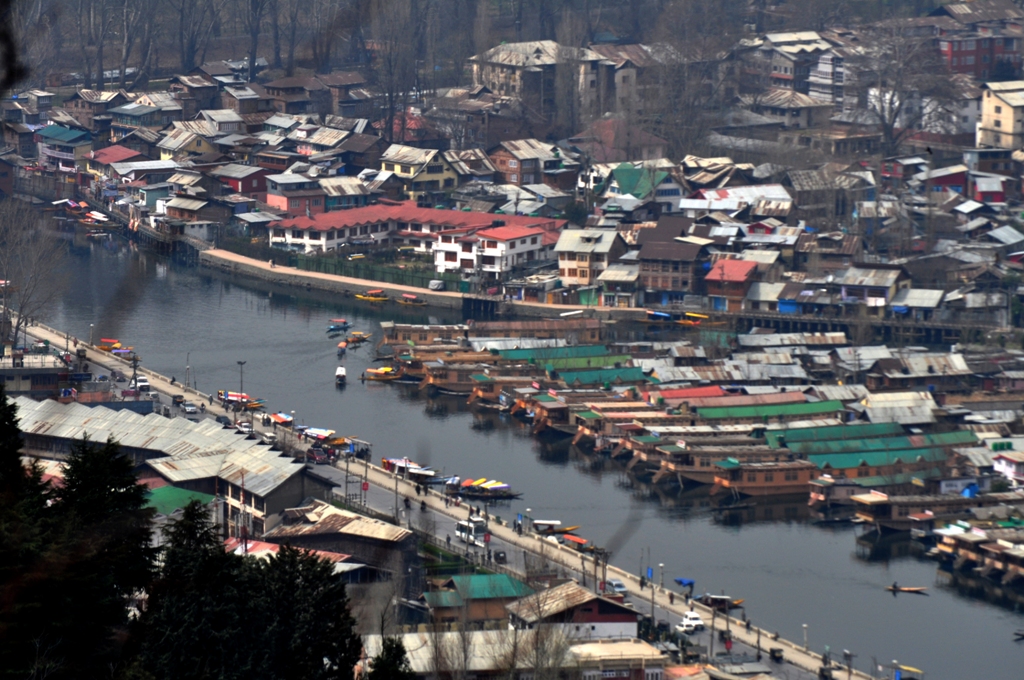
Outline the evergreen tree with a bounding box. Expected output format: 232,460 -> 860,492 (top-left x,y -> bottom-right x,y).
256,545 -> 363,680
366,637 -> 416,680
136,501 -> 260,680
40,437 -> 157,677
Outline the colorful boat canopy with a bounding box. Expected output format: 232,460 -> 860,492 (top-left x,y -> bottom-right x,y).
365,289 -> 384,295
305,428 -> 336,439
269,412 -> 293,424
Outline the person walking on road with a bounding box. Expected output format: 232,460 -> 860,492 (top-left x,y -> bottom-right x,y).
446,534 -> 451,549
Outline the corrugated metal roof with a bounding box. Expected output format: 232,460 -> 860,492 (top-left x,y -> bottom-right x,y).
555,228 -> 622,254
506,581 -> 605,623
165,197 -> 208,211
265,499 -> 411,543
737,332 -> 847,347
698,399 -> 843,420
791,430 -> 976,456
381,143 -> 437,165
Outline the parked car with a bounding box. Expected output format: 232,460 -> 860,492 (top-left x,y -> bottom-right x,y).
172,394 -> 185,406
607,579 -> 628,596
675,611 -> 706,635
307,450 -> 329,464
236,422 -> 254,435
182,402 -> 198,414
215,415 -> 233,427
130,376 -> 150,390
260,432 -> 278,446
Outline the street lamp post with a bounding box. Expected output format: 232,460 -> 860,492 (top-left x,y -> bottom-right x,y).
89,324 -> 94,346
659,562 -> 664,589
803,623 -> 808,651
237,360 -> 246,394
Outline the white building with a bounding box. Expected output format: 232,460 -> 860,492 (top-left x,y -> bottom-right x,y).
434,224 -> 550,279
993,451 -> 1024,485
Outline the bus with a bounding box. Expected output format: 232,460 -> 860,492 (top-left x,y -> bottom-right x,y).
455,516 -> 487,547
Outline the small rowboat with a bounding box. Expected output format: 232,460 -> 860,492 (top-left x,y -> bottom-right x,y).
335,366 -> 346,386
398,293 -> 427,307
355,289 -> 389,303
337,341 -> 347,356
327,322 -> 350,333
885,586 -> 928,594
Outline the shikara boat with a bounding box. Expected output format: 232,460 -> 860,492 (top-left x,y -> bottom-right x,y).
355,289 -> 389,302
398,293 -> 428,307
363,366 -> 403,381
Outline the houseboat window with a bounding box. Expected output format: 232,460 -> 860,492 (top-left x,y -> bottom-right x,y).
700,458 -> 710,467
784,470 -> 798,481
764,471 -> 774,482
747,472 -> 757,482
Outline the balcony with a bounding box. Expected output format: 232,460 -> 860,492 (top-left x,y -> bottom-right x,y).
39,145 -> 76,161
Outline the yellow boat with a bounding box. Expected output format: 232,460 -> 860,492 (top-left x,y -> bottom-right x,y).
347,331 -> 371,344
355,288 -> 389,303
363,366 -> 404,382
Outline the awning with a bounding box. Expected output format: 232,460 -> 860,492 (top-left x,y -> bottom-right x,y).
269,412 -> 293,424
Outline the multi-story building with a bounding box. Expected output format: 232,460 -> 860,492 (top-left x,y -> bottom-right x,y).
706,258 -> 758,312
35,124 -> 91,173
469,41 -> 618,120
379,144 -> 459,201
433,224 -> 549,279
488,139 -> 580,191
938,33 -> 1021,81
976,80 -> 1024,148
741,31 -> 832,95
265,173 -> 327,217
107,103 -> 164,142
553,228 -> 628,287
62,89 -> 128,130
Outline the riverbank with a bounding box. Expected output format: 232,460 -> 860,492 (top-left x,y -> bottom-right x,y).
18,314 -> 865,679
200,249 -> 648,321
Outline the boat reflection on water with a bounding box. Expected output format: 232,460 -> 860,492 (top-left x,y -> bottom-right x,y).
936,567 -> 1024,612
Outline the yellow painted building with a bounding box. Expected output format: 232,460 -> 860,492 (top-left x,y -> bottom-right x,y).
379,143 -> 459,201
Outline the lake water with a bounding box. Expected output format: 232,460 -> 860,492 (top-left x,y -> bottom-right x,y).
42,239 -> 1024,679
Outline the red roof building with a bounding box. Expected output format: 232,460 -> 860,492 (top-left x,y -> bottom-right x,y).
83,144 -> 148,176
706,259 -> 758,312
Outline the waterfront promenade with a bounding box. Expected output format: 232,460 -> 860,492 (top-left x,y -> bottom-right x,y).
17,315 -> 870,680
201,248 -> 646,320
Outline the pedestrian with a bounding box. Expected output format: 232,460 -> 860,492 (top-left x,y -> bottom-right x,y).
209,393 -> 213,405
200,403 -> 205,413
170,376 -> 176,385
745,619 -> 751,632
669,592 -> 675,605
446,534 -> 451,548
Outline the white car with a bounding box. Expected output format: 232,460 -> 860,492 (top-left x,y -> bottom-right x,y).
182,402 -> 198,414
236,422 -> 254,435
675,611 -> 706,634
606,579 -> 628,596
132,376 -> 150,390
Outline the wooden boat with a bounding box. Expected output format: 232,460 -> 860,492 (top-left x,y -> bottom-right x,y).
335,366 -> 346,386
327,323 -> 350,333
347,331 -> 371,344
884,586 -> 928,594
363,366 -> 403,382
355,289 -> 389,303
337,341 -> 347,356
398,293 -> 428,307
449,478 -> 523,500
530,520 -> 581,535
695,594 -> 744,610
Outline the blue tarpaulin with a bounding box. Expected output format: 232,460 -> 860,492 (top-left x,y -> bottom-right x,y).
674,578 -> 695,587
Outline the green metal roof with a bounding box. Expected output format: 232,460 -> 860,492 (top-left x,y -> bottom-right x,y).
423,591 -> 465,608
632,435 -> 662,444
765,421 -> 904,448
574,410 -> 602,420
35,124 -> 91,144
145,486 -> 215,515
534,394 -> 559,403
499,345 -> 613,361
789,430 -> 977,456
560,367 -> 647,386
543,355 -> 633,371
715,457 -> 742,470
808,447 -> 949,470
851,468 -> 942,488
449,574 -> 534,600
656,444 -> 685,453
470,374 -> 494,382
699,400 -> 844,421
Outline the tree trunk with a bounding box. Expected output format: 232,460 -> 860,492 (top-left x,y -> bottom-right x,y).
270,0 -> 282,69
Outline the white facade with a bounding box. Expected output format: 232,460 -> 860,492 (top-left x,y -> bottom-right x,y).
434,228 -> 548,278
994,453 -> 1024,484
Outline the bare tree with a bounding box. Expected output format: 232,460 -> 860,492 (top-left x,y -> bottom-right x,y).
0,201 -> 68,348
554,10 -> 588,138
242,0 -> 272,82
370,0 -> 416,144
4,0 -> 62,92
852,21 -> 957,157
168,0 -> 221,72
116,0 -> 152,89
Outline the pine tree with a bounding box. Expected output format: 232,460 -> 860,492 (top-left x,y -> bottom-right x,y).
366,637 -> 416,680
256,545 -> 363,680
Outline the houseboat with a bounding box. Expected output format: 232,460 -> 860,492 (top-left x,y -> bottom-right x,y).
646,444 -> 782,486
852,490 -> 1024,532
711,459 -> 820,497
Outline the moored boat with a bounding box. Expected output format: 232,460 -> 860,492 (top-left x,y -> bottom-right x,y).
363,366 -> 403,382
695,593 -> 744,610
398,293 -> 428,306
355,289 -> 389,302
335,366 -> 347,386
327,322 -> 350,333
347,331 -> 371,344
337,340 -> 347,356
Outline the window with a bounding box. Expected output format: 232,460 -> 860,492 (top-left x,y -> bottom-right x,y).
401,165 -> 411,173
523,174 -> 535,184
444,178 -> 454,188
384,163 -> 395,171
567,268 -> 578,277
995,119 -> 1002,128
289,199 -> 300,208
508,241 -> 516,249
445,251 -> 456,262
426,164 -> 443,174
308,231 -> 320,240
326,231 -> 335,240
747,472 -> 757,482
530,236 -> 538,245
312,198 -> 321,206
273,229 -> 284,238
508,160 -> 518,168
589,79 -> 596,88
461,242 -> 471,252
510,173 -> 518,182
485,240 -> 498,249
965,56 -> 975,65
784,470 -> 798,481
764,471 -> 774,482
291,229 -> 303,239
996,105 -> 1003,114
966,40 -> 976,51
983,54 -> 990,64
